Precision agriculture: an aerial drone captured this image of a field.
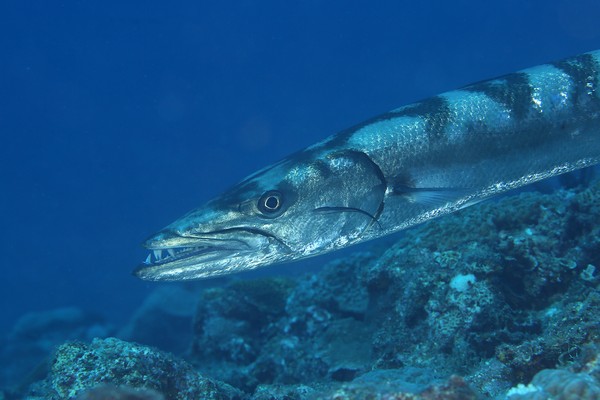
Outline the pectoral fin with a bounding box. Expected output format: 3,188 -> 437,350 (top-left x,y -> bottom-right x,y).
393,184 -> 472,208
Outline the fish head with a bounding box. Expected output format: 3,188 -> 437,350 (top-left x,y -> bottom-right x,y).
134,149 -> 386,280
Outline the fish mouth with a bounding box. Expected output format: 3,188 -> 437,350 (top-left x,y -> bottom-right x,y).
134,227 -> 290,281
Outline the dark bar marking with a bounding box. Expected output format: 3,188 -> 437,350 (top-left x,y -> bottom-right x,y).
393,96 -> 453,142
324,96 -> 453,151
463,72 -> 533,120
552,53 -> 600,110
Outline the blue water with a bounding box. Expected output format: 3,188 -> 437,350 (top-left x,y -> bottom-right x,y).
0,0 -> 599,335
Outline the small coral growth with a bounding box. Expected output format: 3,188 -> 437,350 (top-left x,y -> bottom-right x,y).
507,369 -> 600,400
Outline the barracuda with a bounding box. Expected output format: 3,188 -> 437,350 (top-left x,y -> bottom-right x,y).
135,50 -> 600,281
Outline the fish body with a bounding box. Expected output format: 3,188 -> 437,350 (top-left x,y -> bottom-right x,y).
136,50 -> 600,281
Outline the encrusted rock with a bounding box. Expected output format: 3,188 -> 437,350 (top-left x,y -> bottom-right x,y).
46,337 -> 243,400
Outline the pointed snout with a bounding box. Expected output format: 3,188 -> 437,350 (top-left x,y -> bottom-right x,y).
143,228 -> 202,249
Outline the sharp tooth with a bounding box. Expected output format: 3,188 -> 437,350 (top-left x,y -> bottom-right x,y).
144,254 -> 151,264
153,249 -> 163,260
167,249 -> 175,258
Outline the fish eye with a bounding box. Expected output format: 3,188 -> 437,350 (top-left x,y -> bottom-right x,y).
258,190 -> 283,215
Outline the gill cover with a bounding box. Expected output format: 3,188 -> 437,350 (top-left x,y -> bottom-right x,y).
262,150 -> 387,254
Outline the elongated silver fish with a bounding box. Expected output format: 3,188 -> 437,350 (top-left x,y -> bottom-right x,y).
135,50 -> 600,281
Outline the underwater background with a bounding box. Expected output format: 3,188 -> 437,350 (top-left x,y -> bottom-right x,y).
2,1 -> 600,399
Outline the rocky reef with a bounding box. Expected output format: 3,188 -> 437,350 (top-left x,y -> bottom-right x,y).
0,307 -> 113,397
5,177 -> 600,399
186,179 -> 600,398
25,337 -> 243,400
